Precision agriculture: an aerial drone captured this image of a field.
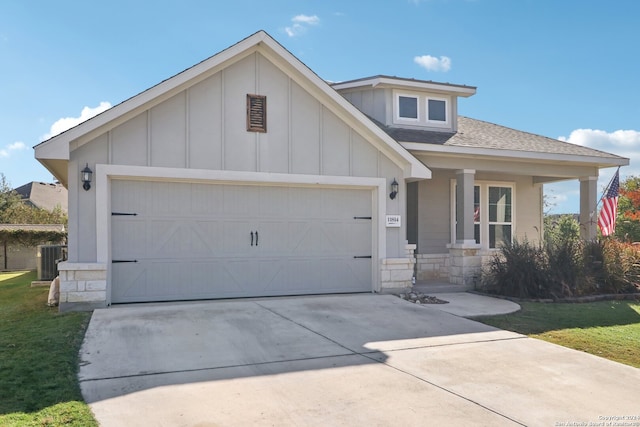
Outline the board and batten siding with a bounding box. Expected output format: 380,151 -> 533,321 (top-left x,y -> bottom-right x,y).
66,51 -> 405,263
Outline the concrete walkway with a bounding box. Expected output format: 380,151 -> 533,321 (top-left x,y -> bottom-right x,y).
79,293 -> 640,426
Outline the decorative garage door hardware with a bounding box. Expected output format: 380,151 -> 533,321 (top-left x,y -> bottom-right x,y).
250,231 -> 259,246
353,255 -> 372,259
112,212 -> 138,216
353,216 -> 372,220
112,260 -> 138,263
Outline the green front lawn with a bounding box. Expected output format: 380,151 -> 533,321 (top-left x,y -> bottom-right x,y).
477,300 -> 640,368
0,271 -> 97,426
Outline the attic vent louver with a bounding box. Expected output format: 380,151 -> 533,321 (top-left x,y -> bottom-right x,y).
247,94 -> 267,133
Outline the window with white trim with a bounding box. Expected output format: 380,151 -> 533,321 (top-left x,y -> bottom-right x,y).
427,98 -> 447,123
452,181 -> 514,249
397,94 -> 419,120
394,91 -> 450,128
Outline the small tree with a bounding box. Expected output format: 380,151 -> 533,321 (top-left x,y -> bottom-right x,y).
0,174 -> 22,221
544,214 -> 580,245
616,176 -> 640,242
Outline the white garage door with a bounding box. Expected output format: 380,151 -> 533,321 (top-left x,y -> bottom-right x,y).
110,180 -> 373,303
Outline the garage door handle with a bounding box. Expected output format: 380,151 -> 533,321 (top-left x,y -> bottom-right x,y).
255,231 -> 258,246
250,231 -> 254,246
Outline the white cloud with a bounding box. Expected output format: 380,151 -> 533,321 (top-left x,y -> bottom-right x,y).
41,101 -> 112,141
414,55 -> 452,72
0,141 -> 27,158
285,14 -> 320,37
558,128 -> 640,175
547,128 -> 640,214
292,14 -> 319,25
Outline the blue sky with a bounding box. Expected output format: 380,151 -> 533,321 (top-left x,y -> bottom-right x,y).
1,0 -> 638,213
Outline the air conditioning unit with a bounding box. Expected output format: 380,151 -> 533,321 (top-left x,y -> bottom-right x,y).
37,245 -> 67,281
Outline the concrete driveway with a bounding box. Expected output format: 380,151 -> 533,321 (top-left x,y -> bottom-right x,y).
79,294 -> 640,426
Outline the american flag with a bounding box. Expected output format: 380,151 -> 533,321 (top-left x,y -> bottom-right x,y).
597,170 -> 620,237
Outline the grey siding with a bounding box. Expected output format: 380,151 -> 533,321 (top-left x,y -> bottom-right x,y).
68,136 -> 108,262
341,88 -> 387,124
416,171 -> 453,254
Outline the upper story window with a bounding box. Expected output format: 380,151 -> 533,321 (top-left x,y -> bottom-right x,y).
398,95 -> 419,120
394,91 -> 450,128
427,98 -> 447,122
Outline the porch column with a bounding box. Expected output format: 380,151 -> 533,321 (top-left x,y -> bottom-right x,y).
456,169 -> 476,244
448,169 -> 481,289
580,176 -> 598,240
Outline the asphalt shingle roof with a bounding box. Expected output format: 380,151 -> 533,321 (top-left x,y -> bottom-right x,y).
378,116 -> 626,160
14,182 -> 68,213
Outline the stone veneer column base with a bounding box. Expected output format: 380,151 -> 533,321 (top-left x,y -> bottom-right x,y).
57,262 -> 108,312
380,244 -> 416,293
447,241 -> 482,289
415,253 -> 450,281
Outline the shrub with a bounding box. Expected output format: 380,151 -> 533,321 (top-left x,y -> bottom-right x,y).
482,237 -> 640,299
481,239 -> 551,299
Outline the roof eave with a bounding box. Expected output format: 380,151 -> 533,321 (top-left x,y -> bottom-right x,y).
332,76 -> 477,97
401,142 -> 630,168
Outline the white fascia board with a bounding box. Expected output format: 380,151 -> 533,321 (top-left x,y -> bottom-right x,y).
259,38 -> 431,181
402,142 -> 630,168
332,77 -> 476,97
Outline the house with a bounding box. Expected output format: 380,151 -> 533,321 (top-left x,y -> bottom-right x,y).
34,31 -> 628,311
14,181 -> 68,213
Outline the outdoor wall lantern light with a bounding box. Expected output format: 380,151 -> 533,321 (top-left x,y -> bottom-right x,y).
389,178 -> 399,200
81,164 -> 93,191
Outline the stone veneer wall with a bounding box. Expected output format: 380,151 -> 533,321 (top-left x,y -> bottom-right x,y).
380,244 -> 416,292
415,250 -> 496,288
57,262 -> 107,312
415,253 -> 450,281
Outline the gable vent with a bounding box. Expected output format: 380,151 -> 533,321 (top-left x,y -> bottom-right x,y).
247,94 -> 267,133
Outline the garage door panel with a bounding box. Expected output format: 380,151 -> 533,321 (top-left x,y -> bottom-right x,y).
112,180 -> 148,214
112,219 -> 147,260
112,262 -> 148,301
150,182 -> 191,216
191,183 -> 224,215
223,185 -> 260,217
111,181 -> 373,303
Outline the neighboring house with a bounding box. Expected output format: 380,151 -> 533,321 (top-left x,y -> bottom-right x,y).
14,181 -> 68,213
0,224 -> 65,271
34,31 -> 628,311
